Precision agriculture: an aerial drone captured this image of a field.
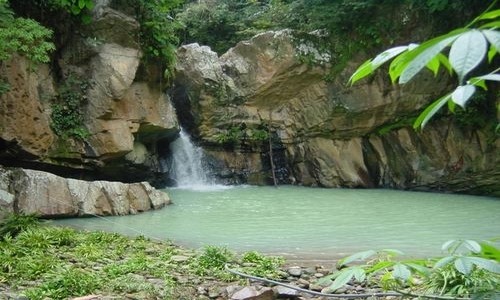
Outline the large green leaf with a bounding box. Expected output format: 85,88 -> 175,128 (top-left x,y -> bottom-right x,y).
455,257 -> 474,275
404,262 -> 430,275
352,267 -> 366,282
337,250 -> 376,267
437,53 -> 453,74
463,240 -> 482,254
449,30 -> 487,83
451,85 -> 476,108
348,44 -> 411,85
478,9 -> 500,21
426,55 -> 441,76
480,20 -> 500,29
467,257 -> 500,274
434,256 -> 456,269
329,268 -> 355,291
413,94 -> 452,129
482,30 -> 500,53
348,59 -> 373,85
488,45 -> 497,62
372,45 -> 409,67
388,43 -> 419,83
366,260 -> 395,274
472,74 -> 500,82
380,249 -> 405,256
399,33 -> 461,84
392,263 -> 411,280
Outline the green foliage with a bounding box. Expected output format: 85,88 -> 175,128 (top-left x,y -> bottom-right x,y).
214,125 -> 269,145
17,0 -> 95,25
176,0 -> 284,54
0,5 -> 55,64
240,251 -> 284,279
26,267 -> 102,300
0,212 -> 40,240
214,126 -> 245,144
349,3 -> 500,130
324,239 -> 500,298
116,0 -> 183,80
51,0 -> 94,21
191,245 -> 234,276
426,264 -> 499,297
50,75 -> 90,139
175,0 -> 487,75
0,226 -> 181,298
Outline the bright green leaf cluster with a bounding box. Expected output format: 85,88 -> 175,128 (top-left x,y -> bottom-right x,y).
0,12 -> 55,64
324,239 -> 500,298
349,6 -> 500,130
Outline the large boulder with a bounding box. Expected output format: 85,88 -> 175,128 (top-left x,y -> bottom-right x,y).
0,3 -> 179,183
173,30 -> 499,195
0,166 -> 170,218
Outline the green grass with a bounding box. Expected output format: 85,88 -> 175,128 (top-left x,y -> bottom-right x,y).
0,221 -> 287,299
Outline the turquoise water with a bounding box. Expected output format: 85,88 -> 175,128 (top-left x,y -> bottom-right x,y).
54,186 -> 500,260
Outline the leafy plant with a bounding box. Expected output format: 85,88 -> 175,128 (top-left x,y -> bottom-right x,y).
322,239 -> 500,298
349,2 -> 500,130
190,245 -> 234,277
214,125 -> 269,145
0,212 -> 40,240
50,74 -> 90,139
0,7 -> 55,63
103,253 -> 151,278
50,0 -> 94,23
25,267 -> 102,300
120,0 -> 183,80
240,250 -> 284,279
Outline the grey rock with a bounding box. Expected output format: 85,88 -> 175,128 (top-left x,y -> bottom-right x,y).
197,286 -> 208,295
207,286 -> 221,298
273,285 -> 299,298
296,278 -> 309,288
230,286 -> 274,300
287,266 -> 302,277
0,166 -> 170,218
171,255 -> 190,262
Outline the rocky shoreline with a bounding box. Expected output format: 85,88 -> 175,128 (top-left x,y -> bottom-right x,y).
0,222 -> 405,300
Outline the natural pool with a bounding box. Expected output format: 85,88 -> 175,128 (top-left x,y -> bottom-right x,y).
54,186 -> 500,260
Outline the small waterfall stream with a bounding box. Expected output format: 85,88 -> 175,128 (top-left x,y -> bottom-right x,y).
168,128 -> 213,189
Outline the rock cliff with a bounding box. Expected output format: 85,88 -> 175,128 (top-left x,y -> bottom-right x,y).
0,166 -> 170,218
0,3 -> 179,184
173,30 -> 499,196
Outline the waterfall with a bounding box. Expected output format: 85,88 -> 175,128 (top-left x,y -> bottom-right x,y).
168,128 -> 212,189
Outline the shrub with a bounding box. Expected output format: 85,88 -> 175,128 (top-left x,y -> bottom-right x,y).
0,212 -> 40,240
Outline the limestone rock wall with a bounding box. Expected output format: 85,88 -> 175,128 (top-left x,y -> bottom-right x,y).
0,166 -> 170,218
0,3 -> 179,184
173,30 -> 499,196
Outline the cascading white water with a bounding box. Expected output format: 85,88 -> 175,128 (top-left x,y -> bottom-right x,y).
168,128 -> 212,189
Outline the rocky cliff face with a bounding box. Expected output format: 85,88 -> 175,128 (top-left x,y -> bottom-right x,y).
173,30 -> 499,196
0,3 -> 179,184
0,166 -> 170,218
